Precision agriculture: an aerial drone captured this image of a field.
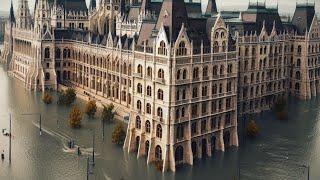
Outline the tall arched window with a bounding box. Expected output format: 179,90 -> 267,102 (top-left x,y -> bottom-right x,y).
222,41 -> 226,52
137,100 -> 142,110
213,41 -> 219,53
177,70 -> 181,80
156,125 -> 162,138
145,121 -> 151,133
155,145 -> 162,160
203,66 -> 208,77
176,125 -> 184,139
158,69 -> 164,79
177,41 -> 187,56
137,83 -> 142,93
297,59 -> 301,67
136,116 -> 141,129
137,64 -> 143,76
193,67 -> 199,79
295,71 -> 301,80
146,103 -> 152,114
158,41 -> 167,55
147,67 -> 152,77
55,48 -> 61,59
157,89 -> 164,100
183,69 -> 187,79
147,86 -> 152,96
157,107 -> 163,118
45,48 -> 50,59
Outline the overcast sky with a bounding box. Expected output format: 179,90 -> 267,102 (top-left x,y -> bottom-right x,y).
1,0 -> 319,16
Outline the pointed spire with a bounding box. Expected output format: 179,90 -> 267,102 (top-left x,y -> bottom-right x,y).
205,0 -> 218,16
141,0 -> 151,14
89,0 -> 97,11
120,0 -> 126,15
9,0 -> 15,23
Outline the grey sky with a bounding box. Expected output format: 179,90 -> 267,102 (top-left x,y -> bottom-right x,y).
1,0 -> 319,16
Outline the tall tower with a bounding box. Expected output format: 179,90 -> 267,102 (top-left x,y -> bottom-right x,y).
34,0 -> 51,34
16,0 -> 32,29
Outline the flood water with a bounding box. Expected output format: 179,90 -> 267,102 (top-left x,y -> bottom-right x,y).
0,65 -> 319,180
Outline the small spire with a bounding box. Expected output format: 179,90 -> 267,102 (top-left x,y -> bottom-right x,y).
89,0 -> 97,11
9,0 -> 15,23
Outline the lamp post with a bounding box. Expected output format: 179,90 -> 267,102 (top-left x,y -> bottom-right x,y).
87,157 -> 90,180
92,130 -> 95,167
301,165 -> 310,180
9,113 -> 12,163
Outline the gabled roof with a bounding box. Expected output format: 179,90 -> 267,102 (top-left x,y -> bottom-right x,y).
292,3 -> 315,35
155,0 -> 189,43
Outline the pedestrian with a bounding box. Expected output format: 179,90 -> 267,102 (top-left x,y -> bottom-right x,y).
77,147 -> 81,155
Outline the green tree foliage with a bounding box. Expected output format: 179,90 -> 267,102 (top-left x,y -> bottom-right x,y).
69,106 -> 82,128
85,100 -> 97,118
42,92 -> 53,104
112,123 -> 126,145
102,104 -> 114,124
57,88 -> 76,105
246,120 -> 260,138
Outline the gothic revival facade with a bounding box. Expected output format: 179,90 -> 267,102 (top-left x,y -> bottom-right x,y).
1,0 -> 319,172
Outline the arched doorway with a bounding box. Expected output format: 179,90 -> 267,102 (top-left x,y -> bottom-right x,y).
191,141 -> 197,159
155,145 -> 162,160
135,136 -> 140,152
224,131 -> 230,148
201,139 -> 207,158
145,140 -> 149,156
175,145 -> 184,165
63,71 -> 67,81
211,136 -> 216,154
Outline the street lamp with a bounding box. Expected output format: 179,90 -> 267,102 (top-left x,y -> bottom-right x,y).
301,165 -> 310,180
92,129 -> 95,167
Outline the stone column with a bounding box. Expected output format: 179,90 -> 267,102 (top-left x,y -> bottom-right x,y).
137,134 -> 145,158
231,127 -> 239,147
216,130 -> 225,152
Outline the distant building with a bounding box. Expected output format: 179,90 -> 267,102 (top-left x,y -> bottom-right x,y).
1,0 -> 319,172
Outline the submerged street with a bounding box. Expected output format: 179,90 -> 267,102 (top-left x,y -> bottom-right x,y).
0,65 -> 320,180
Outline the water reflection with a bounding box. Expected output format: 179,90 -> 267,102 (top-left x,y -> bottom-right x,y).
0,65 -> 320,180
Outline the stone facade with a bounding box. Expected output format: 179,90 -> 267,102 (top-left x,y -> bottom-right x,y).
1,0 -> 319,172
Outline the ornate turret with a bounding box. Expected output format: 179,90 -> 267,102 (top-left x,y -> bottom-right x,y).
16,0 -> 32,29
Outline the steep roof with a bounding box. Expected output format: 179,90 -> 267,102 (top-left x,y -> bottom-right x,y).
155,0 -> 189,43
205,0 -> 217,16
48,0 -> 88,12
292,3 -> 315,35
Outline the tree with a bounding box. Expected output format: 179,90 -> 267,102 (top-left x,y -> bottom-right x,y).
64,88 -> 77,105
112,123 -> 126,145
154,160 -> 163,171
69,106 -> 82,128
85,100 -> 97,118
246,120 -> 259,138
274,97 -> 288,120
102,104 -> 114,124
42,92 -> 53,104
57,88 -> 77,105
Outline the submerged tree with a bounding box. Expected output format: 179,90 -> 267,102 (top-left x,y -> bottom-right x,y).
246,120 -> 260,138
274,97 -> 288,120
57,88 -> 77,105
69,106 -> 82,128
42,92 -> 53,104
85,100 -> 97,118
102,104 -> 114,124
112,123 -> 126,145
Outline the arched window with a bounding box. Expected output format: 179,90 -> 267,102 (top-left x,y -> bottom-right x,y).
63,49 -> 68,58
137,100 -> 142,110
145,121 -> 151,133
45,72 -> 50,80
157,107 -> 163,118
193,67 -> 199,79
203,66 -> 208,77
177,70 -> 181,80
137,83 -> 142,93
176,125 -> 184,139
183,69 -> 187,79
175,146 -> 184,163
44,48 -> 50,58
213,65 -> 218,76
146,103 -> 151,114
137,64 -> 143,76
136,116 -> 141,129
295,71 -> 301,80
157,89 -> 164,100
158,41 -> 167,55
213,41 -> 219,53
147,67 -> 152,77
222,41 -> 226,52
155,145 -> 162,160
297,59 -> 301,67
220,65 -> 224,75
156,125 -> 162,138
55,48 -> 61,59
298,45 -> 302,54
295,83 -> 300,91
158,69 -> 164,79
147,86 -> 152,96
177,41 -> 187,56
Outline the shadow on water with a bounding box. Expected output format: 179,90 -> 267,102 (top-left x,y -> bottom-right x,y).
1,65 -> 320,180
